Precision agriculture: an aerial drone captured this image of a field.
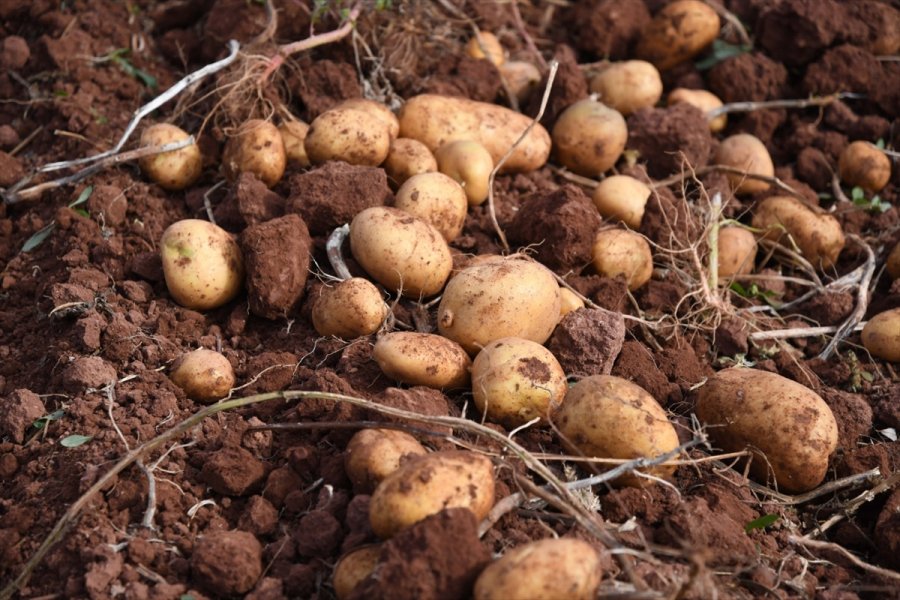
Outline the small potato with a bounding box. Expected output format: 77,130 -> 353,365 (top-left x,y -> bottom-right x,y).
170,348 -> 235,403
344,429 -> 428,493
592,229 -> 653,290
473,538 -> 602,600
465,30 -> 505,66
591,175 -> 652,229
334,98 -> 400,140
139,123 -> 202,191
311,278 -> 387,339
333,545 -> 381,600
305,108 -> 391,167
435,140 -> 494,206
559,287 -> 585,317
373,332 -> 471,389
160,219 -> 244,310
886,241 -> 900,280
637,0 -> 721,70
751,195 -> 845,269
349,207 -> 453,297
383,137 -> 437,186
278,120 -> 310,167
222,119 -> 286,188
838,141 -> 891,192
696,367 -> 839,493
394,172 -> 468,241
715,134 -> 774,196
667,88 -> 726,132
499,61 -> 541,104
553,375 -> 680,487
552,99 -> 628,177
369,450 -> 495,539
589,60 -> 663,116
861,308 -> 900,362
717,226 -> 757,278
472,337 -> 567,428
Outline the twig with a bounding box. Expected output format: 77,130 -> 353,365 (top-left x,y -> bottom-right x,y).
548,263 -> 659,327
9,125 -> 43,157
202,180 -> 226,225
652,165 -> 802,198
745,467 -> 881,505
707,193 -> 722,292
832,172 -> 851,203
509,0 -> 548,70
707,93 -> 858,121
326,224 -> 352,280
703,0 -> 752,48
789,536 -> 900,582
749,323 -> 865,341
548,165 -> 601,188
806,470 -> 900,537
819,235 -> 875,359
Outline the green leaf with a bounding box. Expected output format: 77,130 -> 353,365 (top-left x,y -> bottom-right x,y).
729,281 -> 749,297
73,208 -> 90,218
876,138 -> 886,150
745,513 -> 780,533
179,595 -> 196,600
851,186 -> 865,201
860,371 -> 874,382
33,409 -> 66,430
60,434 -> 93,448
21,223 -> 56,253
69,185 -> 93,208
695,40 -> 751,71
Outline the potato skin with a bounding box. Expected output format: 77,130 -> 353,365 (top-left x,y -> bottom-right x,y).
717,226 -> 757,278
305,108 -> 391,167
751,195 -> 845,269
394,172 -> 467,241
637,0 -> 721,70
373,332 -> 472,389
169,348 -> 235,403
696,367 -> 839,493
589,60 -> 663,116
435,140 -> 493,206
334,98 -> 400,140
139,123 -> 202,191
465,30 -> 505,66
668,88 -> 726,132
383,137 -> 437,186
715,134 -> 774,196
552,99 -> 628,176
333,545 -> 381,600
861,308 -> 900,362
369,450 -> 495,539
887,241 -> 900,280
838,141 -> 891,192
344,429 -> 428,494
311,278 -> 387,339
222,119 -> 286,188
592,229 -> 653,290
591,175 -> 651,229
499,61 -> 541,104
559,288 -> 585,317
278,120 -> 310,167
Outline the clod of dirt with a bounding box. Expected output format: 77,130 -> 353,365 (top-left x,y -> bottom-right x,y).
0,151 -> 24,187
708,52 -> 788,103
804,45 -> 894,118
61,356 -> 118,391
0,389 -> 45,444
424,55 -> 502,103
612,341 -> 679,406
238,495 -> 278,536
825,101 -> 891,143
844,1 -> 900,55
875,489 -> 900,569
0,124 -> 20,148
795,147 -> 833,191
214,172 -> 285,231
564,0 -> 650,59
626,103 -> 713,178
870,385 -> 900,429
657,497 -> 757,566
0,35 -> 29,70
526,44 -> 588,128
714,318 -> 750,357
756,0 -> 843,67
292,59 -> 362,119
86,185 -> 128,228
294,510 -> 344,557
199,0 -> 267,62
190,529 -> 263,596
546,308 -> 625,377
201,446 -> 266,496
821,389 -> 873,451
797,291 -> 854,326
371,387 -> 454,441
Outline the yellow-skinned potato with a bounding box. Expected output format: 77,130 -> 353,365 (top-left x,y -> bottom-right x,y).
592,229 -> 653,290
589,60 -> 663,116
839,141 -> 891,192
472,337 -> 567,428
222,119 -> 286,188
333,545 -> 381,600
345,429 -> 428,493
305,108 -> 391,167
169,348 -> 235,403
349,207 -> 453,298
383,137 -> 437,186
887,241 -> 900,280
552,99 -> 628,177
435,140 -> 493,206
334,98 -> 400,140
465,30 -> 505,66
717,226 -> 757,279
139,123 -> 202,191
591,175 -> 652,229
751,195 -> 845,269
559,287 -> 585,317
861,308 -> 900,362
553,375 -> 680,487
394,172 -> 468,241
369,450 -> 495,539
499,61 -> 541,104
715,134 -> 774,196
696,367 -> 838,493
637,0 -> 721,70
160,219 -> 244,310
311,278 -> 387,339
278,120 -> 310,167
667,88 -> 726,132
373,332 -> 471,389
474,538 -> 602,600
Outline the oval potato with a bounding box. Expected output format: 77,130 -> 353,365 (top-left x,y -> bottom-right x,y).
169,348 -> 235,403
861,308 -> 900,362
552,99 -> 628,177
311,277 -> 387,339
334,98 -> 400,140
589,60 -> 663,116
559,287 -> 585,317
717,226 -> 757,279
592,229 -> 653,290
465,30 -> 505,66
383,137 -> 437,186
887,241 -> 900,280
333,545 -> 381,600
751,195 -> 845,269
305,107 -> 391,167
839,141 -> 891,192
139,123 -> 202,191
222,119 -> 286,188
435,140 -> 493,206
394,172 -> 468,241
592,175 -> 652,229
278,120 -> 310,167
715,134 -> 774,196
668,88 -> 726,132
373,332 -> 471,389
345,428 -> 428,493
499,61 -> 541,104
637,0 -> 721,70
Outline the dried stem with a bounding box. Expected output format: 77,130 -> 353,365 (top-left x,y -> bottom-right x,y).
704,0 -> 753,48
509,0 -> 548,70
807,470 -> 900,536
326,224 -> 353,281
652,165 -> 802,198
707,93 -> 856,121
749,323 -> 865,342
789,536 -> 900,582
746,467 -> 881,505
819,234 -> 875,359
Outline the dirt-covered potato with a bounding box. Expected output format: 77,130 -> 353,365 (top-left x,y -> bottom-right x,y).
333,545 -> 381,600
715,133 -> 774,196
334,98 -> 400,140
373,332 -> 471,389
465,30 -> 505,66
552,99 -> 628,176
383,137 -> 437,186
169,348 -> 235,403
222,119 -> 286,188
591,175 -> 652,229
139,123 -> 202,191
861,308 -> 900,362
344,429 -> 428,493
278,120 -> 310,167
592,229 -> 653,290
553,375 -> 680,487
667,88 -> 726,132
559,287 -> 585,316
636,0 -> 721,70
589,60 -> 663,116
435,140 -> 494,206
304,107 -> 391,167
696,367 -> 839,493
369,450 -> 495,539
394,172 -> 468,241
499,61 -> 541,104
838,141 -> 891,192
473,538 -> 602,600
311,278 -> 387,339
717,226 -> 757,278
160,219 -> 244,310
751,195 -> 845,269
349,207 -> 453,297
438,258 -> 562,354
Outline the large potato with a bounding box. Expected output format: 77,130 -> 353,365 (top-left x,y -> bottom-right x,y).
169,348 -> 235,403
552,99 -> 628,177
591,175 -> 652,229
333,98 -> 400,140
344,428 -> 428,493
553,375 -> 680,487
592,229 -> 653,290
839,141 -> 891,192
383,137 -> 437,186
373,332 -> 471,389
222,119 -> 286,187
668,88 -> 726,132
637,0 -> 721,70
139,123 -> 202,191
751,195 -> 845,269
861,308 -> 900,362
717,226 -> 757,278
589,60 -> 663,116
394,172 -> 468,241
696,367 -> 839,493
435,140 -> 493,206
305,108 -> 391,167
715,134 -> 774,196
311,278 -> 387,339
333,545 -> 381,600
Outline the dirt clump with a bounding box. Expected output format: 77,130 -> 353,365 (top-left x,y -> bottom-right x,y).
191,529 -> 263,596
626,103 -> 713,178
546,308 -> 625,377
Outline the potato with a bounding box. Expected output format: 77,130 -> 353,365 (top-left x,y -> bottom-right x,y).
552,375 -> 680,487
861,308 -> 900,362
589,60 -> 663,116
333,545 -> 381,600
435,140 -> 494,206
717,226 -> 757,278
473,538 -> 602,600
334,98 -> 400,140
383,137 -> 437,186
715,134 -> 774,196
552,99 -> 628,177
465,30 -> 505,66
499,61 -> 541,104
278,120 -> 310,167
886,241 -> 900,280
139,123 -> 202,191
311,277 -> 387,339
751,195 -> 845,269
696,367 -> 839,493
591,175 -> 652,229
373,332 -> 471,389
160,219 -> 244,310
838,141 -> 891,192
398,94 -> 551,173
345,429 -> 428,493
369,450 -> 495,538
349,207 -> 453,297
637,0 -> 721,70
438,258 -> 562,354
169,348 -> 235,403
559,287 -> 585,317
305,108 -> 391,167
471,337 -> 567,428
592,229 -> 653,290
222,119 -> 286,188
394,172 -> 468,241
667,88 -> 726,132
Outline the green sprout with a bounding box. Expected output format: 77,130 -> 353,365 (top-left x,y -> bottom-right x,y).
850,186 -> 890,214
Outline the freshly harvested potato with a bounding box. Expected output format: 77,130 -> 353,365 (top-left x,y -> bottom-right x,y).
311,277 -> 387,339
304,108 -> 391,167
589,60 -> 663,116
398,94 -> 551,173
499,61 -> 541,104
435,140 -> 494,206
334,98 -> 400,140
559,287 -> 585,316
394,172 -> 468,241
438,258 -> 562,354
696,367 -> 839,493
751,195 -> 845,269
345,429 -> 428,493
861,308 -> 900,362
139,123 -> 202,191
373,332 -> 471,389
552,375 -> 680,487
383,137 -> 437,185
333,545 -> 381,600
169,348 -> 235,403
465,30 -> 505,66
717,226 -> 757,278
637,0 -> 721,70
160,219 -> 244,310
839,141 -> 891,192
591,175 -> 652,229
222,119 -> 286,188
369,450 -> 495,539
667,88 -> 726,132
592,229 -> 653,290
278,120 -> 310,167
552,99 -> 628,176
886,241 -> 900,280
349,207 -> 453,297
715,134 -> 774,196
471,337 -> 567,428
473,538 -> 602,600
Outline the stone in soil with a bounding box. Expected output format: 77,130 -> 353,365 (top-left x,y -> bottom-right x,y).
191,529 -> 263,596
546,307 -> 625,377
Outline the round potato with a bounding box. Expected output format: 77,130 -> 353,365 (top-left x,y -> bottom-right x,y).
435,140 -> 494,206
715,134 -> 774,196
751,195 -> 845,270
383,137 -> 437,186
170,348 -> 235,403
717,226 -> 757,279
394,172 -> 468,241
499,61 -> 541,104
465,30 -> 505,66
305,107 -> 391,167
160,219 -> 244,310
861,308 -> 900,362
589,60 -> 663,116
334,98 -> 400,140
333,545 -> 381,600
667,88 -> 726,132
278,120 -> 310,167
591,175 -> 652,229
559,287 -> 585,317
345,429 -> 428,493
552,99 -> 628,177
311,277 -> 387,339
222,119 -> 286,188
139,123 -> 202,191
637,0 -> 721,70
839,141 -> 891,192
696,367 -> 839,493
592,229 -> 653,290
373,332 -> 471,389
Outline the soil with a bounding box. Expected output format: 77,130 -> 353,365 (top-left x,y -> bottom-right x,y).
1,1 -> 900,599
